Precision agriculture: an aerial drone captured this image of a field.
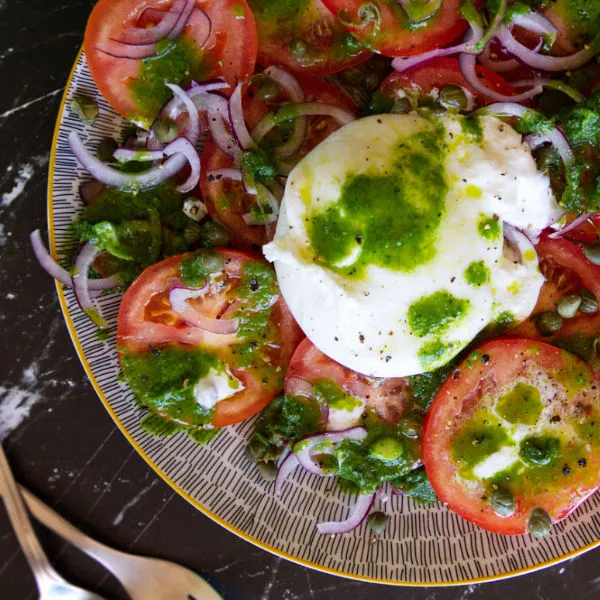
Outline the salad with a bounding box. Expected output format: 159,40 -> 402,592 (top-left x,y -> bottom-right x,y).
34,0 -> 600,541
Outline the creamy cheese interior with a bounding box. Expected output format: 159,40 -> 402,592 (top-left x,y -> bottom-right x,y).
264,113 -> 561,377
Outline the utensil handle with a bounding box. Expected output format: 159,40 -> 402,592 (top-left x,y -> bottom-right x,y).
0,445 -> 55,583
20,486 -> 123,573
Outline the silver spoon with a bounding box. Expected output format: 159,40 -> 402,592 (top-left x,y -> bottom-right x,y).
0,444 -> 108,600
21,486 -> 223,600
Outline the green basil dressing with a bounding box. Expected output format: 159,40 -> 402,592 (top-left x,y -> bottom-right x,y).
464,261 -> 490,286
408,290 -> 471,337
311,379 -> 362,411
131,37 -> 207,126
307,127 -> 448,278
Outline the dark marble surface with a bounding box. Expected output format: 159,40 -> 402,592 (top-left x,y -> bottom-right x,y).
1,1 -> 600,598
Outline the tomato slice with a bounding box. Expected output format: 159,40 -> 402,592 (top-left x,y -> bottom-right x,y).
378,57 -> 517,108
423,338 -> 600,535
247,0 -> 371,75
321,0 -> 468,57
117,250 -> 303,428
84,0 -> 257,124
286,338 -> 414,426
200,74 -> 356,250
505,234 -> 600,359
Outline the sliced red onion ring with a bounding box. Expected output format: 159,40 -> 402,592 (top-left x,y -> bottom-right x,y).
204,93 -> 242,163
549,213 -> 591,239
478,37 -> 543,73
241,169 -> 258,196
241,183 -> 280,225
112,0 -> 185,44
274,450 -> 299,497
70,131 -> 187,190
169,286 -> 239,334
284,376 -> 314,398
113,148 -> 164,163
96,40 -> 157,60
250,114 -> 277,145
275,103 -> 355,126
30,230 -> 119,290
79,179 -> 105,205
168,0 -> 197,39
263,66 -> 304,102
73,242 -> 106,327
165,83 -> 201,144
206,168 -> 242,182
496,26 -> 599,72
511,10 -> 557,38
276,118 -> 308,159
317,493 -> 375,535
163,137 -> 201,193
459,52 -> 545,102
523,129 -> 574,167
229,82 -> 256,151
293,427 -> 368,476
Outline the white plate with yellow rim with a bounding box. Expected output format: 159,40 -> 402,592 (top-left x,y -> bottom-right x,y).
47,48 -> 600,586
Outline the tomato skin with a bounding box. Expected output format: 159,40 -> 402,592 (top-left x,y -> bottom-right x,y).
249,0 -> 371,76
506,234 -> 600,344
423,339 -> 600,535
200,75 -> 356,250
321,0 -> 468,57
117,250 -> 304,427
84,0 -> 257,122
379,58 -> 517,107
287,338 -> 413,424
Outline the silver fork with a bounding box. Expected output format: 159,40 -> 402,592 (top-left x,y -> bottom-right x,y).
0,444 -> 107,600
21,486 -> 223,600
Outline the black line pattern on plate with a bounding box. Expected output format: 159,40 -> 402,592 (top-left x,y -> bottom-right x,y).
49,52 -> 600,584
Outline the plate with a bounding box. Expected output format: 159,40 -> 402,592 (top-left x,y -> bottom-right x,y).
48,48 -> 600,585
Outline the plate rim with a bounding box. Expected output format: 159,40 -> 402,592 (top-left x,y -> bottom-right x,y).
46,45 -> 600,587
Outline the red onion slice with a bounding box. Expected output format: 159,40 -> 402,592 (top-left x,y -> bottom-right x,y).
276,118 -> 308,159
30,230 -> 119,290
169,286 -> 239,334
263,66 -> 304,102
96,40 -> 157,60
229,82 -> 256,151
112,0 -> 185,44
164,137 -> 201,193
165,83 -> 201,145
73,242 -> 106,327
284,375 -> 313,398
204,93 -> 242,163
250,114 -> 277,145
478,37 -> 543,73
496,26 -> 598,72
276,102 -> 355,126
274,450 -> 299,497
241,183 -> 280,225
459,52 -> 545,102
549,213 -> 591,239
70,131 -> 187,190
207,168 -> 243,182
316,493 -> 375,535
168,0 -> 197,39
511,10 -> 557,38
113,148 -> 164,163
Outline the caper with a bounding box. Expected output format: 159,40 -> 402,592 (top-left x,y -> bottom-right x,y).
391,97 -> 413,115
557,294 -> 582,319
527,507 -> 552,540
251,74 -> 281,101
199,220 -> 230,248
96,137 -> 118,162
439,84 -> 469,111
183,222 -> 202,245
583,243 -> 600,266
535,311 -> 563,336
398,412 -> 424,439
490,488 -> 516,517
366,511 -> 388,535
153,116 -> 179,144
196,250 -> 225,275
70,94 -> 98,125
289,38 -> 309,60
579,289 -> 598,314
257,461 -> 278,482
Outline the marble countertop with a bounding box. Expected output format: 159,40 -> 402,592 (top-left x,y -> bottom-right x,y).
1,0 -> 599,598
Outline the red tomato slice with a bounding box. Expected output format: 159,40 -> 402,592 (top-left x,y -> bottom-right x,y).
248,0 -> 371,75
200,74 -> 356,250
117,250 -> 303,428
506,234 -> 600,350
378,57 -> 517,108
423,338 -> 600,535
84,0 -> 257,124
321,0 -> 468,57
286,338 -> 413,424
